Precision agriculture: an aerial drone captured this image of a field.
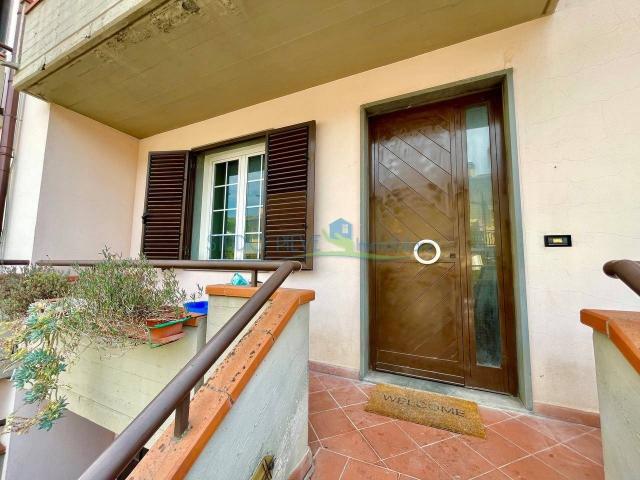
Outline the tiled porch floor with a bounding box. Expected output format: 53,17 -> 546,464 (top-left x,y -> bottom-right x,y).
308,371 -> 603,480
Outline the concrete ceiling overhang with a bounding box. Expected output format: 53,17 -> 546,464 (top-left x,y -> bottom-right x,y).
16,0 -> 554,138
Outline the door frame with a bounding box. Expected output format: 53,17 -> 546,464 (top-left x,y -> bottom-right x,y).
358,69 -> 533,409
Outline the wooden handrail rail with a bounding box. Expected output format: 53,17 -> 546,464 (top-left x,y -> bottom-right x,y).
77,260 -> 301,480
603,260 -> 640,297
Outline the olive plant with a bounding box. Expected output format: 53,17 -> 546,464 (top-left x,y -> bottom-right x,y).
1,250 -> 187,433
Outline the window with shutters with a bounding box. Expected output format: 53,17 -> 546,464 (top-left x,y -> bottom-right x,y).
141,121 -> 314,269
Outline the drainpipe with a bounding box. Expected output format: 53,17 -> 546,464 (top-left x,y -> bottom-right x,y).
0,0 -> 25,236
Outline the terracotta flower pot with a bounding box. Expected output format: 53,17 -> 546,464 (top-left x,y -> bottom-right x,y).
145,316 -> 187,345
183,313 -> 205,327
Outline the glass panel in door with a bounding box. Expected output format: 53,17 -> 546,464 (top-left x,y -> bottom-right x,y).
465,105 -> 501,368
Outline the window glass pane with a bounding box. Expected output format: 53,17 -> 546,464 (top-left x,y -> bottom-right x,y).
211,211 -> 224,235
244,233 -> 260,260
226,184 -> 237,209
227,160 -> 239,184
246,181 -> 262,208
465,104 -> 501,369
245,207 -> 261,233
225,209 -> 236,234
223,235 -> 236,259
213,186 -> 225,210
214,162 -> 227,186
247,155 -> 264,181
210,236 -> 222,259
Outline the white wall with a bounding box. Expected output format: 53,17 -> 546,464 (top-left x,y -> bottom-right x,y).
187,304 -> 309,480
130,0 -> 640,414
593,332 -> 640,479
1,95 -> 49,260
32,105 -> 138,260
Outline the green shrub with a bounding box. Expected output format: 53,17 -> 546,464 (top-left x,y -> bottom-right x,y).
0,266 -> 71,322
69,250 -> 186,345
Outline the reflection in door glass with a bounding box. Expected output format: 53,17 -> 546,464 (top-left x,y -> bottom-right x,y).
465,105 -> 501,368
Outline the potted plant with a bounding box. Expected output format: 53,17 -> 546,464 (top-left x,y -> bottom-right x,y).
0,250 -> 190,433
68,250 -> 188,346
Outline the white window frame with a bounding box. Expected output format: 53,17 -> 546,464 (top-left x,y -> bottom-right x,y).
198,142 -> 266,260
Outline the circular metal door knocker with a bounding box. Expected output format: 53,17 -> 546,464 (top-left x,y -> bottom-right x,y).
413,239 -> 441,265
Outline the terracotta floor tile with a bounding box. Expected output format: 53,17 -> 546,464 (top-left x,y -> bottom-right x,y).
536,444 -> 604,480
500,456 -> 566,480
490,419 -> 557,454
384,448 -> 450,480
329,385 -> 369,407
318,374 -> 354,390
310,391 -> 339,413
321,430 -> 380,463
565,432 -> 603,465
343,403 -> 393,429
310,409 -> 356,439
361,422 -> 417,459
312,448 -> 348,480
462,429 -> 527,467
517,414 -> 591,443
478,406 -> 512,426
341,459 -> 399,480
423,437 -> 493,480
309,421 -> 319,442
472,470 -> 511,480
310,375 -> 326,393
310,441 -> 321,456
396,420 -> 453,447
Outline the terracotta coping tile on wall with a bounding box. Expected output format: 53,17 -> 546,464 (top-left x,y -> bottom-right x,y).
128,286 -> 315,480
581,309 -> 640,374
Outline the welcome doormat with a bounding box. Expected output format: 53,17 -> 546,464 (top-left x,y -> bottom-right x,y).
365,384 -> 486,438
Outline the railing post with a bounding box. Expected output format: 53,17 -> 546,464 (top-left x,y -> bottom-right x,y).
174,394 -> 190,437
251,269 -> 258,287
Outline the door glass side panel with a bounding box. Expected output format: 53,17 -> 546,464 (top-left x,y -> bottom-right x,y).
465,105 -> 501,368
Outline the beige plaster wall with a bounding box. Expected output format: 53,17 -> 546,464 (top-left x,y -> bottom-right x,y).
593,332 -> 640,478
127,0 -> 640,413
32,105 -> 139,260
1,95 -> 49,260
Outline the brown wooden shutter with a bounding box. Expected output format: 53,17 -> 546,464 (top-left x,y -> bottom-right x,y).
141,151 -> 189,260
263,121 -> 315,269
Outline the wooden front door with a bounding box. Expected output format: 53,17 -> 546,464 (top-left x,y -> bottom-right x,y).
369,89 -> 517,395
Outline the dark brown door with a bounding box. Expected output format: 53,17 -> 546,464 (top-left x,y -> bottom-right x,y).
369,89 -> 517,395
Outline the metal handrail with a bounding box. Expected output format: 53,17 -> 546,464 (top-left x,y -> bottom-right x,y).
0,259 -> 30,265
78,260 -> 301,480
603,260 -> 640,297
36,259 -> 287,286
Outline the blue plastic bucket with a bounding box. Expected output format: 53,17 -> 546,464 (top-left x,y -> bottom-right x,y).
184,300 -> 208,315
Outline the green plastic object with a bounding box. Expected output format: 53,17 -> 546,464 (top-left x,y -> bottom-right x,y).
147,317 -> 189,329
